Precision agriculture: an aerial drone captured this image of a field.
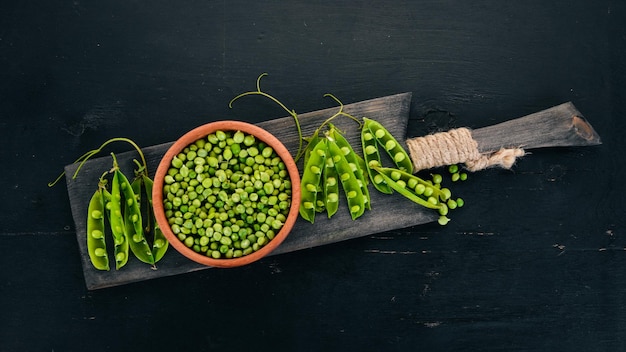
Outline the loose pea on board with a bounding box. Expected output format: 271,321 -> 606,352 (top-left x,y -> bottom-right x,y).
86,176 -> 110,271
299,138 -> 328,223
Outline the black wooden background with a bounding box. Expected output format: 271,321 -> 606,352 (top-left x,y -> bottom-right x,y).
1,1 -> 624,351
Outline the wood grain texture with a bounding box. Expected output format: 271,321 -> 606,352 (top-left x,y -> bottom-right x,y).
65,93 -> 428,289
471,102 -> 602,152
63,96 -> 604,289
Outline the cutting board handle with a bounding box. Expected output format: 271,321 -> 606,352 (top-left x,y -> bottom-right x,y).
470,102 -> 601,152
405,102 -> 601,172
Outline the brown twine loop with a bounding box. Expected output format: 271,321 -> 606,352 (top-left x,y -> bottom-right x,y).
405,128 -> 525,172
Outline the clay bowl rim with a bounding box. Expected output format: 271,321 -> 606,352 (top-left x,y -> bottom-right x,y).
152,120 -> 301,268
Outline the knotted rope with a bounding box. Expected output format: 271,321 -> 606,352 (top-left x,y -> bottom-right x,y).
405,128 -> 525,172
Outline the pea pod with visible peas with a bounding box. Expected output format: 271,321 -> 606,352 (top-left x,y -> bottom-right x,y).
329,124 -> 371,210
327,137 -> 366,220
322,144 -> 339,218
363,117 -> 413,173
362,123 -> 392,194
105,178 -> 129,270
376,167 -> 452,204
109,153 -> 155,265
123,173 -> 155,265
141,174 -> 169,263
372,166 -> 444,214
372,165 -> 464,225
86,173 -> 110,271
299,138 -> 327,223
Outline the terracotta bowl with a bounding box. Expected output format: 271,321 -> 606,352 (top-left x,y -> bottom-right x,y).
152,120 -> 301,268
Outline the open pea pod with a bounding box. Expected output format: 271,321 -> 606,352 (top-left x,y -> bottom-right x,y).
376,167 -> 451,203
364,117 -> 413,173
299,138 -> 327,223
104,183 -> 129,270
142,175 -> 169,263
372,166 -> 442,211
327,138 -> 366,220
122,173 -> 155,265
329,124 -> 371,210
301,129 -> 322,166
361,123 -> 393,194
319,144 -> 338,218
86,183 -> 110,271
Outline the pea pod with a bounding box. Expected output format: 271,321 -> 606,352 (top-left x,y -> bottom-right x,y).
299,138 -> 327,223
362,123 -> 392,194
376,167 -> 451,203
329,124 -> 371,210
327,138 -> 366,220
120,171 -> 155,265
86,178 -> 110,271
302,129 -> 322,167
364,117 -> 413,173
372,166 -> 443,211
105,181 -> 129,270
142,174 -> 169,262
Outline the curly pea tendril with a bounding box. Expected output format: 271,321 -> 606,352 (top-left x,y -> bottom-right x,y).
48,137 -> 148,187
228,73 -> 362,164
229,75 -> 373,223
229,73 -> 306,162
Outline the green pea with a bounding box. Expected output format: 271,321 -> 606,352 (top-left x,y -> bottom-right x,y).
262,146 -> 274,158
171,157 -> 183,169
233,131 -> 245,143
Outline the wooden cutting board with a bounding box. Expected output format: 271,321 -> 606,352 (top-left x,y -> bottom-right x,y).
66,92 -> 601,290
66,93 -> 422,290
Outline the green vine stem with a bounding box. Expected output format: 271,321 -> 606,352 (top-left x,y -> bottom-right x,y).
48,137 -> 148,187
229,73 -> 306,162
319,93 -> 363,132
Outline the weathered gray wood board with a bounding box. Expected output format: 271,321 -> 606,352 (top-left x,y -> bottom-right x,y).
66,93 -> 601,290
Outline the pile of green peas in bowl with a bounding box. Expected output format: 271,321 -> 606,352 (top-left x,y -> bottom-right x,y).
152,121 -> 301,268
